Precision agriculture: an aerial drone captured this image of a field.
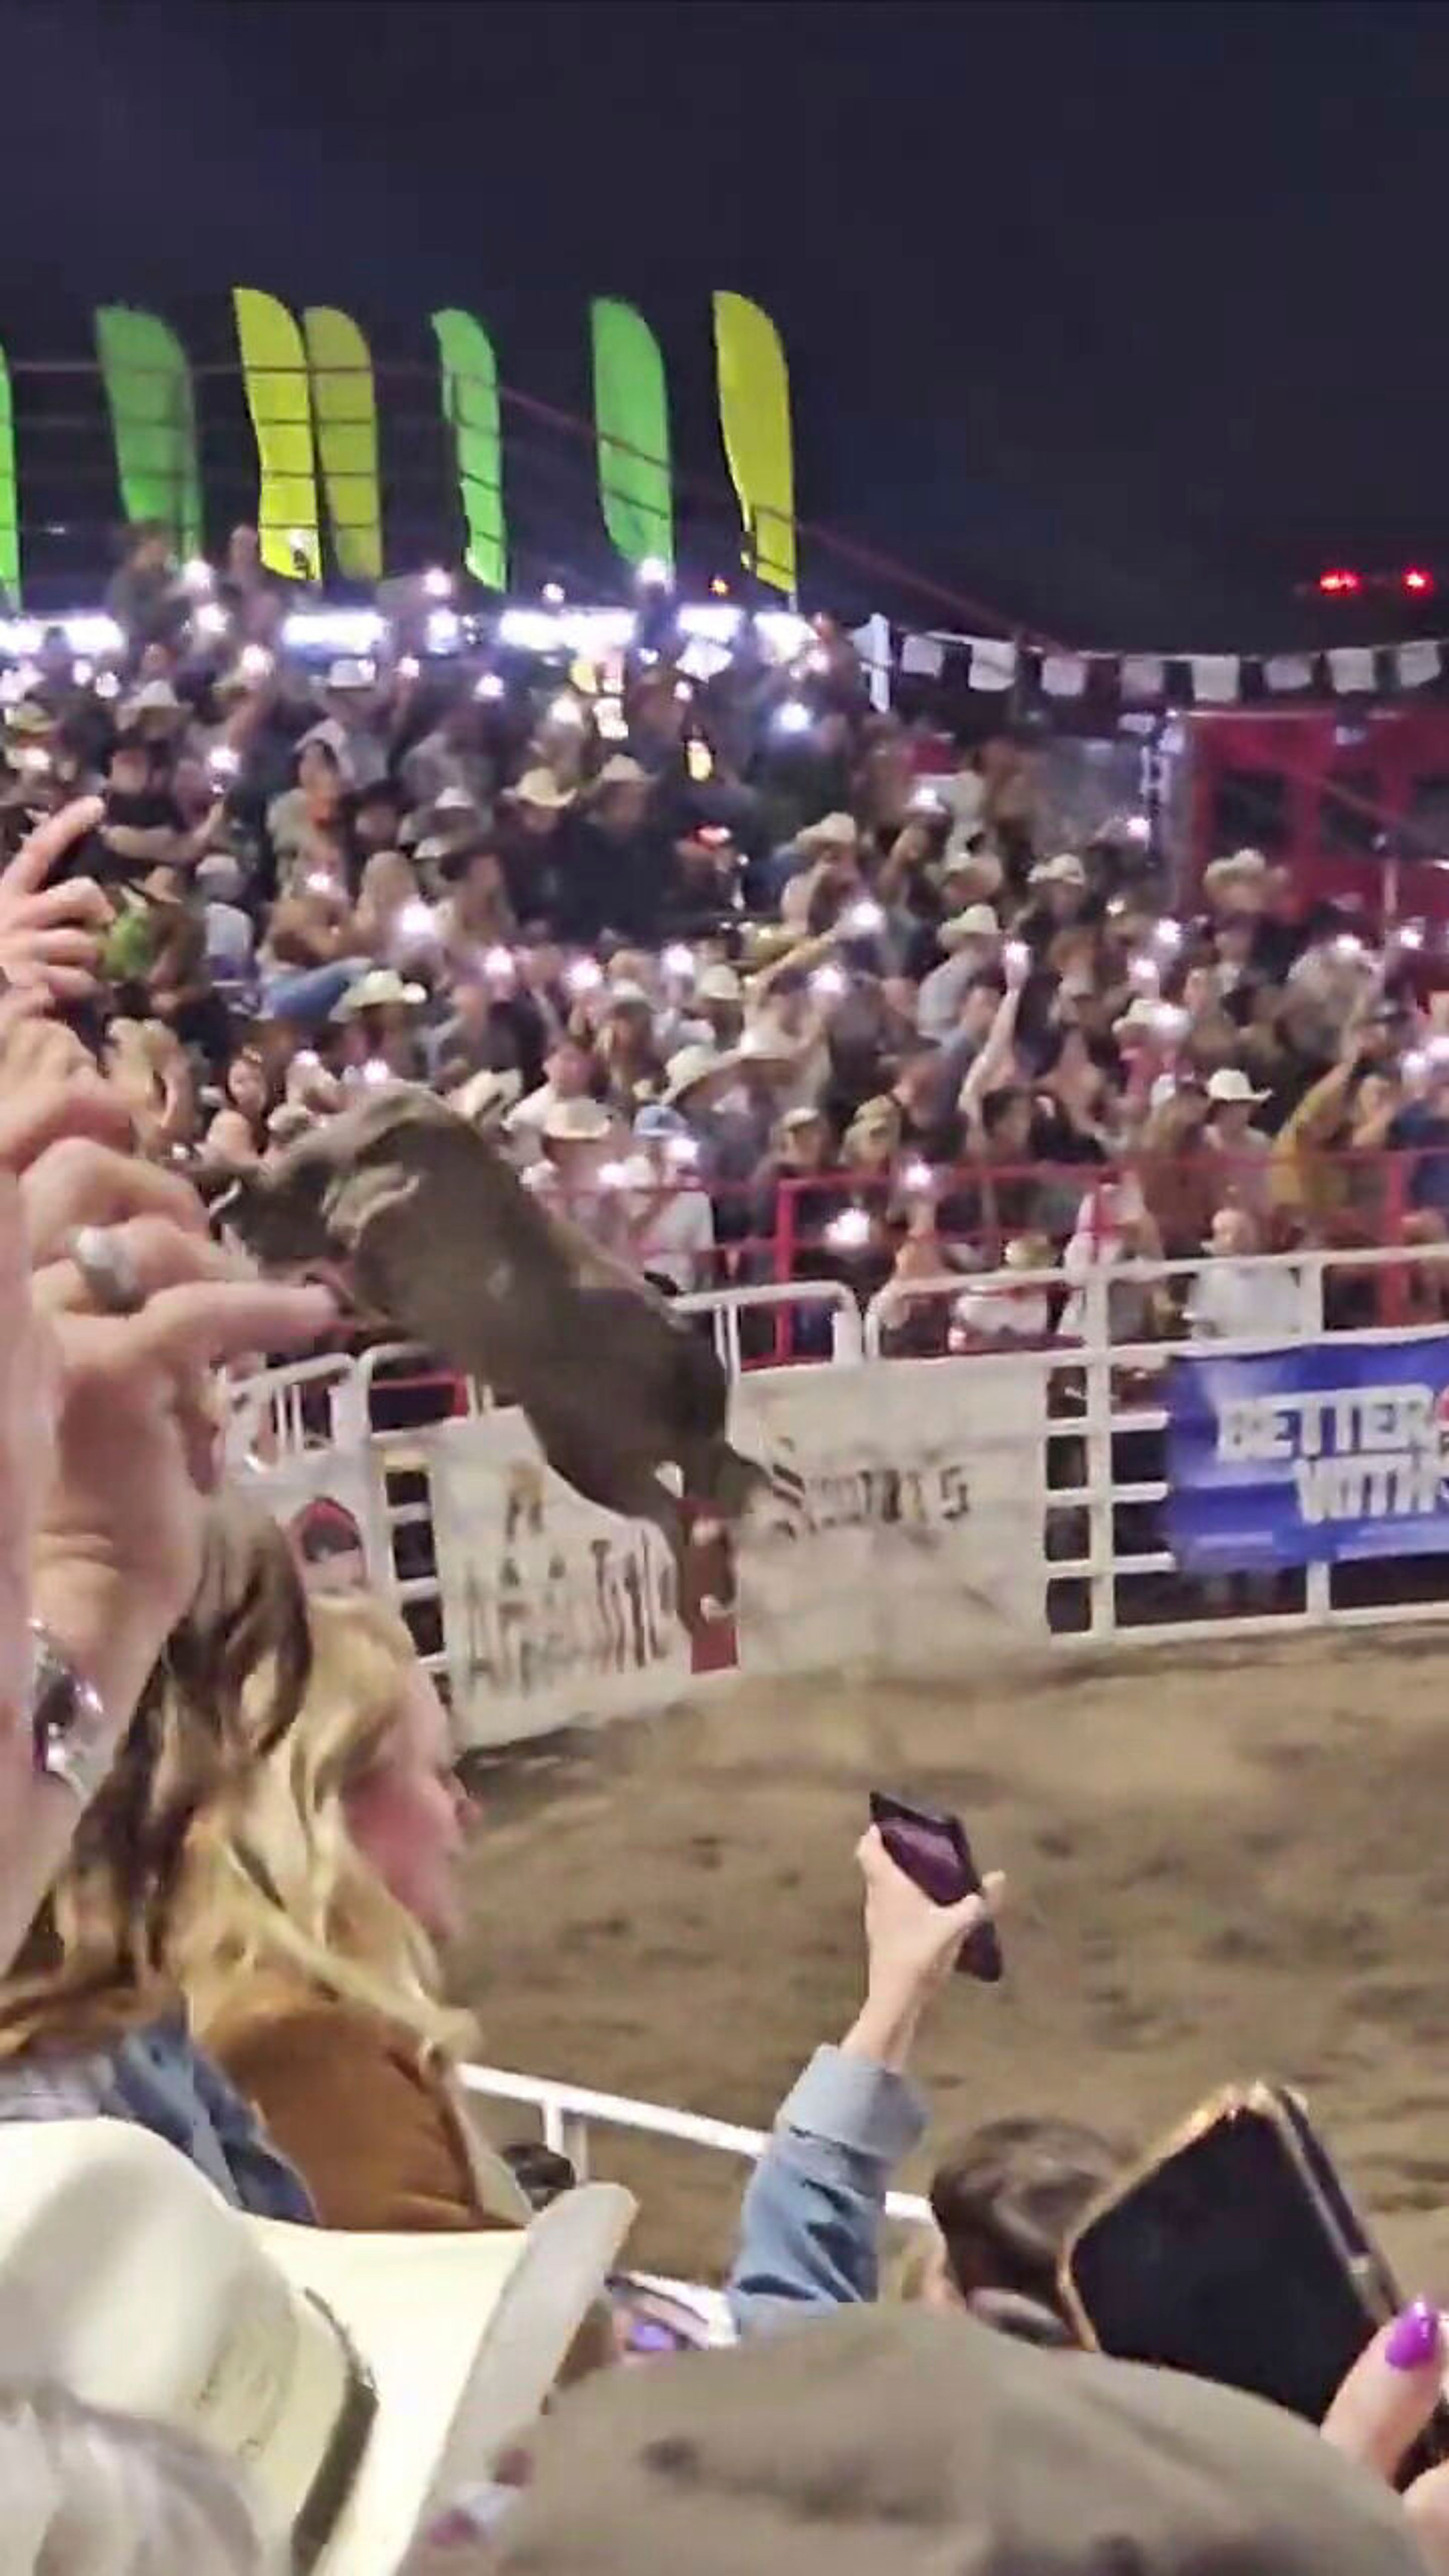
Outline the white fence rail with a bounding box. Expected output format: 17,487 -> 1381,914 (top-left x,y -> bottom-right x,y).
459,2060 -> 931,2229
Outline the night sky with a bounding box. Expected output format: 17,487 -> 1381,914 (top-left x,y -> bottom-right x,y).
6,0 -> 1449,648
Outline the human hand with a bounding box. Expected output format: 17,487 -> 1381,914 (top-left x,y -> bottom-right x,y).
843,1825 -> 1005,2071
1321,2304 -> 1449,2570
21,1126 -> 333,1720
0,799 -> 112,1001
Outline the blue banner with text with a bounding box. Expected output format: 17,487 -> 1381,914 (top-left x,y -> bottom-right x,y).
1166,1337 -> 1449,1572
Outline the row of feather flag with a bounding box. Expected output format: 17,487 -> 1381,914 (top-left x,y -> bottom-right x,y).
0,289 -> 797,605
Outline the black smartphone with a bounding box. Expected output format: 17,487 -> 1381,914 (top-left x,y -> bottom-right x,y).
1060,2083 -> 1449,2472
867,1790 -> 1003,1982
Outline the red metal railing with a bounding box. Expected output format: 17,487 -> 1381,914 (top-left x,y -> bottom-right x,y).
349,1142 -> 1447,1412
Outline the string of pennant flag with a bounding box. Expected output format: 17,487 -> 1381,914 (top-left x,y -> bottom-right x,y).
891,627 -> 1447,705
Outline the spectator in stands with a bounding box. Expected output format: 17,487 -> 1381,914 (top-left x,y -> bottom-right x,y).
488,2283 -> 1449,2576
1204,1063 -> 1272,1213
728,1825 -> 1004,2337
1188,1203 -> 1306,1341
0,1494 -> 320,2213
623,1107 -> 717,1293
165,1594 -> 533,2232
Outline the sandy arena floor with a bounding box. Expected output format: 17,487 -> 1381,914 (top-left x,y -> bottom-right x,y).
452,1630 -> 1449,2291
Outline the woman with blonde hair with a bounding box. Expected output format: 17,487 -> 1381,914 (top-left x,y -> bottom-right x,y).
165,1593 -> 530,2233
0,1496 -> 317,2220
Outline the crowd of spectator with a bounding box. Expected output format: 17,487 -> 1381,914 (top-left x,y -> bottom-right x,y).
0,530 -> 1447,2566
10,518 -> 1449,1382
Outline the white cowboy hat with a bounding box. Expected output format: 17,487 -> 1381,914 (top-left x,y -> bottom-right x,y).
0,2119 -> 632,2576
452,1064 -> 523,1123
938,903 -> 1000,950
541,1095 -> 614,1144
324,658 -> 375,692
696,963 -> 742,1004
663,1043 -> 726,1104
334,970 -> 427,1019
1207,1064 -> 1269,1104
509,768 -> 575,812
1029,851 -> 1087,887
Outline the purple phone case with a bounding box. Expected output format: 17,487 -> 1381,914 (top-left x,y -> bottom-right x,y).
869,1792 -> 1004,1982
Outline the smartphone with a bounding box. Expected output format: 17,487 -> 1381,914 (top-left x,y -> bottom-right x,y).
1060,2082 -> 1449,2469
867,1790 -> 1003,1982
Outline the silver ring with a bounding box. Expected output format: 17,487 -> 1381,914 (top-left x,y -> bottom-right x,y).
66,1225 -> 144,1316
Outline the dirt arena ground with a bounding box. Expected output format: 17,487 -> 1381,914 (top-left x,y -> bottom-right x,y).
452,1630 -> 1449,2290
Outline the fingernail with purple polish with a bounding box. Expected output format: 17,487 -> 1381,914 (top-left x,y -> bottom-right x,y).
1386,2301 -> 1441,2370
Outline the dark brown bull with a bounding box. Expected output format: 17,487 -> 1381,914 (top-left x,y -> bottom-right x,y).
218,1087 -> 766,1604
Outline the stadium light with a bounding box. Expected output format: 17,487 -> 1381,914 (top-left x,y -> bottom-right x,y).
1317,569 -> 1361,596
1404,567 -> 1435,596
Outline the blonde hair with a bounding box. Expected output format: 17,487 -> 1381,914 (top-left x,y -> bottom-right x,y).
0,2382 -> 271,2576
168,1595 -> 473,2058
0,1498 -> 312,2058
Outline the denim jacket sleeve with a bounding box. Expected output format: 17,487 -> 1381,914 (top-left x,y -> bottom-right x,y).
726,2044 -> 926,2340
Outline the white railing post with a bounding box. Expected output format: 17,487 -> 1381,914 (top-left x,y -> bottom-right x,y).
1082,1269 -> 1117,1642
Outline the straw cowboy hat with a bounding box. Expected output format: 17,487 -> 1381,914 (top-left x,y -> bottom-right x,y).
663,1043 -> 727,1104
541,1095 -> 614,1144
452,1064 -> 524,1125
508,769 -> 575,813
1029,850 -> 1087,888
0,2119 -> 632,2576
697,963 -> 743,1004
334,969 -> 428,1019
938,903 -> 1001,952
795,811 -> 859,857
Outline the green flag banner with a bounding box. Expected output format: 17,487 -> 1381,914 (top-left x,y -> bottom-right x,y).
232,288 -> 321,582
712,290 -> 797,598
94,307 -> 202,559
589,297 -> 673,571
431,308 -> 507,591
303,306 -> 383,581
0,348 -> 17,604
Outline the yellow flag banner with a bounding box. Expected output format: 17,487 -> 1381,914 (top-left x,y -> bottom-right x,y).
712,291 -> 797,598
232,288 -> 321,581
302,306 -> 382,581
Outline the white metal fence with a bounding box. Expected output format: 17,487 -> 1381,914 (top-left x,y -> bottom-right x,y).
234,1248 -> 1449,2274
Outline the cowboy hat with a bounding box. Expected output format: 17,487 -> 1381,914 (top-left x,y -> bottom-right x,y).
794,811 -> 859,857
324,658 -> 375,692
334,970 -> 427,1019
1029,850 -> 1087,887
541,1095 -> 614,1144
663,1043 -> 726,1104
0,2119 -> 633,2576
1206,1065 -> 1269,1105
508,769 -> 575,812
489,2304 -> 1420,2576
696,963 -> 742,1004
4,698 -> 54,737
938,903 -> 1000,950
591,755 -> 649,792
121,677 -> 186,727
452,1065 -> 524,1124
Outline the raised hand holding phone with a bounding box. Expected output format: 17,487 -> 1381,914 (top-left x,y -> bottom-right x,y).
868,1790 -> 1005,1982
843,1822 -> 1005,2075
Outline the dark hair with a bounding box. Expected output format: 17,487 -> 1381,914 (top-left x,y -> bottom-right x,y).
929,2115 -> 1124,2314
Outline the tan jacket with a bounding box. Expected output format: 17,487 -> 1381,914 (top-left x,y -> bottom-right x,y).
204,1972 -> 531,2233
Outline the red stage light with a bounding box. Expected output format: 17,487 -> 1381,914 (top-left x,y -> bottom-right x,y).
1318,568 -> 1361,595
1404,567 -> 1435,595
